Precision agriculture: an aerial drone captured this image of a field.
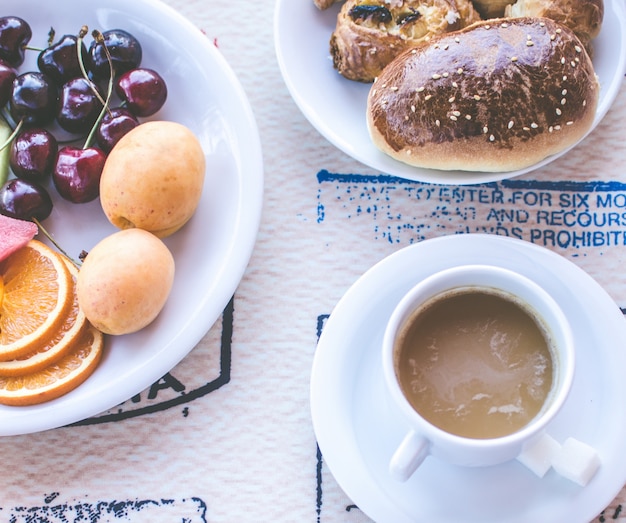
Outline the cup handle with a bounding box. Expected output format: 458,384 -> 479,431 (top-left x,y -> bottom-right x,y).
389,430 -> 430,482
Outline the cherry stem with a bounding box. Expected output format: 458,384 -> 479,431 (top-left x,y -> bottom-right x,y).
0,117 -> 24,152
77,28 -> 114,150
33,217 -> 81,267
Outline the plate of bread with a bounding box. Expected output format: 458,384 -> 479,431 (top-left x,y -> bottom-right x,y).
275,0 -> 626,184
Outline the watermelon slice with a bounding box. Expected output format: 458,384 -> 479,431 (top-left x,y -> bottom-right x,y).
0,214 -> 38,262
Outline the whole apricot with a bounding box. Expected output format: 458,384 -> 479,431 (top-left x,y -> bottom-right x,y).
99,120 -> 205,238
77,228 -> 175,335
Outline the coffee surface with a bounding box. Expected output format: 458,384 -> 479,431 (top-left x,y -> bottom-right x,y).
396,289 -> 554,439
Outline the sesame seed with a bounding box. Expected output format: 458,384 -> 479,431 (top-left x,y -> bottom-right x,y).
425,94 -> 432,101
483,126 -> 489,133
563,75 -> 568,81
443,72 -> 449,78
434,44 -> 440,49
549,126 -> 554,133
551,34 -> 556,41
502,22 -> 509,28
527,41 -> 534,47
562,89 -> 568,95
575,45 -> 582,53
465,114 -> 472,120
390,86 -> 399,91
372,88 -> 377,95
457,68 -> 464,74
489,135 -> 495,141
404,115 -> 409,121
452,81 -> 458,88
531,123 -> 538,129
455,37 -> 460,43
561,57 -> 566,64
523,126 -> 530,131
556,108 -> 562,115
452,110 -> 461,117
556,28 -> 562,33
570,60 -> 576,67
411,105 -> 416,112
566,121 -> 574,125
583,100 -> 587,106
554,125 -> 561,130
411,49 -> 417,54
527,34 -> 532,40
485,25 -> 491,29
561,98 -> 566,105
508,120 -> 514,129
416,86 -> 425,92
450,115 -> 458,121
449,96 -> 456,102
474,94 -> 481,101
511,56 -> 518,62
432,73 -> 441,80
436,119 -> 441,127
443,44 -> 449,50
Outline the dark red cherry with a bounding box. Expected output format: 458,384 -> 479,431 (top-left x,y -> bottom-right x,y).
53,146 -> 106,203
96,106 -> 139,153
57,77 -> 104,134
0,59 -> 17,107
38,34 -> 89,84
116,68 -> 167,117
10,128 -> 58,183
89,29 -> 142,79
0,178 -> 53,221
0,16 -> 32,67
10,72 -> 59,126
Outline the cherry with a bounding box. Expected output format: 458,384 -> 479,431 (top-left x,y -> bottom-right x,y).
116,68 -> 167,117
10,72 -> 59,126
57,77 -> 104,134
53,146 -> 106,203
0,16 -> 32,67
89,29 -> 142,79
38,34 -> 89,84
0,59 -> 17,107
96,106 -> 139,153
10,128 -> 58,183
0,178 -> 53,221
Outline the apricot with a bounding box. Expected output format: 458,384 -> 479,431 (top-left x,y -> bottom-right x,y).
99,120 -> 205,238
77,228 -> 175,335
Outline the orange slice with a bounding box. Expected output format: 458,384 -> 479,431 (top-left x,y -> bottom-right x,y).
0,257 -> 87,376
0,240 -> 72,361
0,324 -> 103,406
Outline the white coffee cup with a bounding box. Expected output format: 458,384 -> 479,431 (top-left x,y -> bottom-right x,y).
382,264 -> 575,482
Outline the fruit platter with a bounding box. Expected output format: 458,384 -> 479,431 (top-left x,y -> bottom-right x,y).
0,0 -> 263,435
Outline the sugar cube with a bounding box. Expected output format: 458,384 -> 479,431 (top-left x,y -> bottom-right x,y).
551,437 -> 601,486
517,433 -> 562,477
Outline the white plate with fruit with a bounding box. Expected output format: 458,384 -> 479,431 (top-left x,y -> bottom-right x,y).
0,0 -> 263,435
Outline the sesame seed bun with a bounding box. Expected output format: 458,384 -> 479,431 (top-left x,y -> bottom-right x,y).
366,17 -> 600,173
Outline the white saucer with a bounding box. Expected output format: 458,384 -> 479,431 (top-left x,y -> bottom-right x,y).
311,234 -> 626,523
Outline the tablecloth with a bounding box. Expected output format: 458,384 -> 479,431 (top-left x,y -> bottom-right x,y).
1,0 -> 625,521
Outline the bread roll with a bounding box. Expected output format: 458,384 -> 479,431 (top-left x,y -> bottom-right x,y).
314,0 -> 342,10
505,0 -> 603,52
330,0 -> 480,82
366,17 -> 599,172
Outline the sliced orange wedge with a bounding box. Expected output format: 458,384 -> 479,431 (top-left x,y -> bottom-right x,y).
0,240 -> 72,361
0,324 -> 103,406
0,257 -> 87,376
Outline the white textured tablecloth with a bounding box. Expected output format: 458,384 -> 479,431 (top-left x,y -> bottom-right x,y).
1,0 -> 625,521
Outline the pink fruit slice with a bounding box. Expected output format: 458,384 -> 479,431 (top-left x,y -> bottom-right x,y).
0,214 -> 38,262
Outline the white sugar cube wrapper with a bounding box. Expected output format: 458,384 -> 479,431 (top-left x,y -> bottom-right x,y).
552,437 -> 602,486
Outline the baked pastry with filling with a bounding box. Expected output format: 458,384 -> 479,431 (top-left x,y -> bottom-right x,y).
330,0 -> 481,82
